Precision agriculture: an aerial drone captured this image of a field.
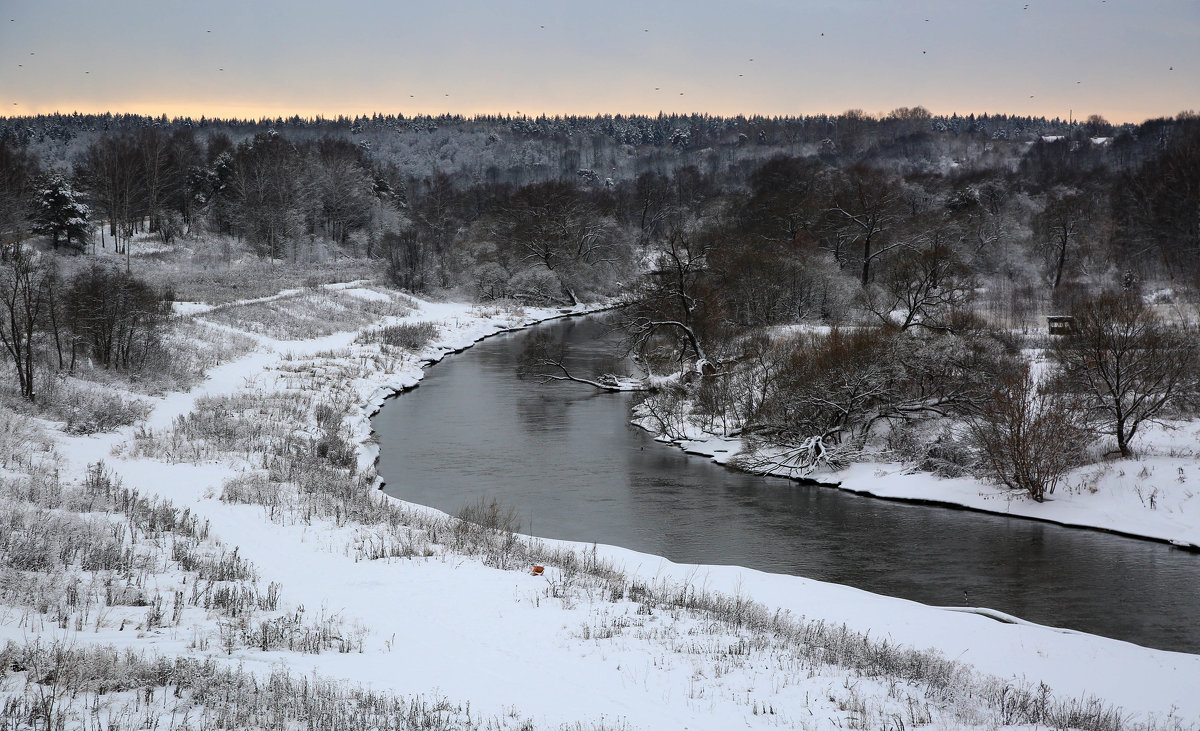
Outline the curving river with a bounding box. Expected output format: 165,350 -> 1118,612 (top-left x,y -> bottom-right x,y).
376,315 -> 1200,654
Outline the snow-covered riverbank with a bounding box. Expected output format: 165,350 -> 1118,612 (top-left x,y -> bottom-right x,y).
5,286 -> 1199,729
645,420 -> 1200,551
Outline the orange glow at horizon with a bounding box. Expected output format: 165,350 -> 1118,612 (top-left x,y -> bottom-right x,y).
2,0 -> 1196,128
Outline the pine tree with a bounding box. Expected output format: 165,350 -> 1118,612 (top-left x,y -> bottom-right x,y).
33,176 -> 90,251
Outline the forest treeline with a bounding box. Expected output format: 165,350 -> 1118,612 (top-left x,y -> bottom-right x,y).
2,108 -> 1199,497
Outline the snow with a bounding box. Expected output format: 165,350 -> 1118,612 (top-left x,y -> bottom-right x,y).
8,285 -> 1200,728
171,301 -> 214,315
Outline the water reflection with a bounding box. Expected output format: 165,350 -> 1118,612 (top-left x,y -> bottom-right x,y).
376,315 -> 1200,653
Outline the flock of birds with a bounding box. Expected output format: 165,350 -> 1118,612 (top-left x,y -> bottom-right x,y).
3,6 -> 1182,112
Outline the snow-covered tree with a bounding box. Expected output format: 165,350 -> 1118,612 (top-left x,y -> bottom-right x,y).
33,176 -> 90,251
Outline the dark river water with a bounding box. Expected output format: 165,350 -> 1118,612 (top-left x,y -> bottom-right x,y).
376,315 -> 1200,654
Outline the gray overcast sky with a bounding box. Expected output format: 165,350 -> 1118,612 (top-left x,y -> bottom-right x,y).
2,0 -> 1197,122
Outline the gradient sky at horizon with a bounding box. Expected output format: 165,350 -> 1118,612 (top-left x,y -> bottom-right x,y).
1,0 -> 1197,124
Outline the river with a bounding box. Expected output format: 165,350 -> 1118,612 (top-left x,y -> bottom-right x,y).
376,315 -> 1200,654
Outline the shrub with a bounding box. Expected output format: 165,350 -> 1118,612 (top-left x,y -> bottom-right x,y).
0,407 -> 46,469
968,370 -> 1089,501
356,321 -> 439,351
36,376 -> 152,434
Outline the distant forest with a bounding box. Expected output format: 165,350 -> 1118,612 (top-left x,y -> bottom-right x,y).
3,108 -> 1199,300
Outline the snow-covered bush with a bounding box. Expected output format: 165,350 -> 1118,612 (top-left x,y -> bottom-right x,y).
35,377 -> 152,434
0,407 -> 47,469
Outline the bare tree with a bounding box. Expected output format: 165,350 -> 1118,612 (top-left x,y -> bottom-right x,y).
820,165 -> 906,284
1052,290 -> 1199,457
623,226 -> 719,373
0,247 -> 55,401
0,138 -> 41,255
863,242 -> 974,331
76,132 -> 143,257
1033,187 -> 1100,289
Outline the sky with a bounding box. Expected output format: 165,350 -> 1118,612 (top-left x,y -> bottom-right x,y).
1,0 -> 1197,124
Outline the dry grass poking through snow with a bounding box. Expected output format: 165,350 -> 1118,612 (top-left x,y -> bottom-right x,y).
197,288 -> 413,340
137,247 -> 382,306
0,460 -> 368,661
0,640 -> 543,731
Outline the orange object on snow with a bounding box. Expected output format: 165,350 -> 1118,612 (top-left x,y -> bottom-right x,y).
531,566 -> 545,576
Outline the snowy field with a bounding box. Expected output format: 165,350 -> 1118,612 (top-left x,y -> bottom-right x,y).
3,282 -> 1199,730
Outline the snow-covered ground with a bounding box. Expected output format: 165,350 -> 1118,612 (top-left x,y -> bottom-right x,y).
5,285 -> 1200,729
